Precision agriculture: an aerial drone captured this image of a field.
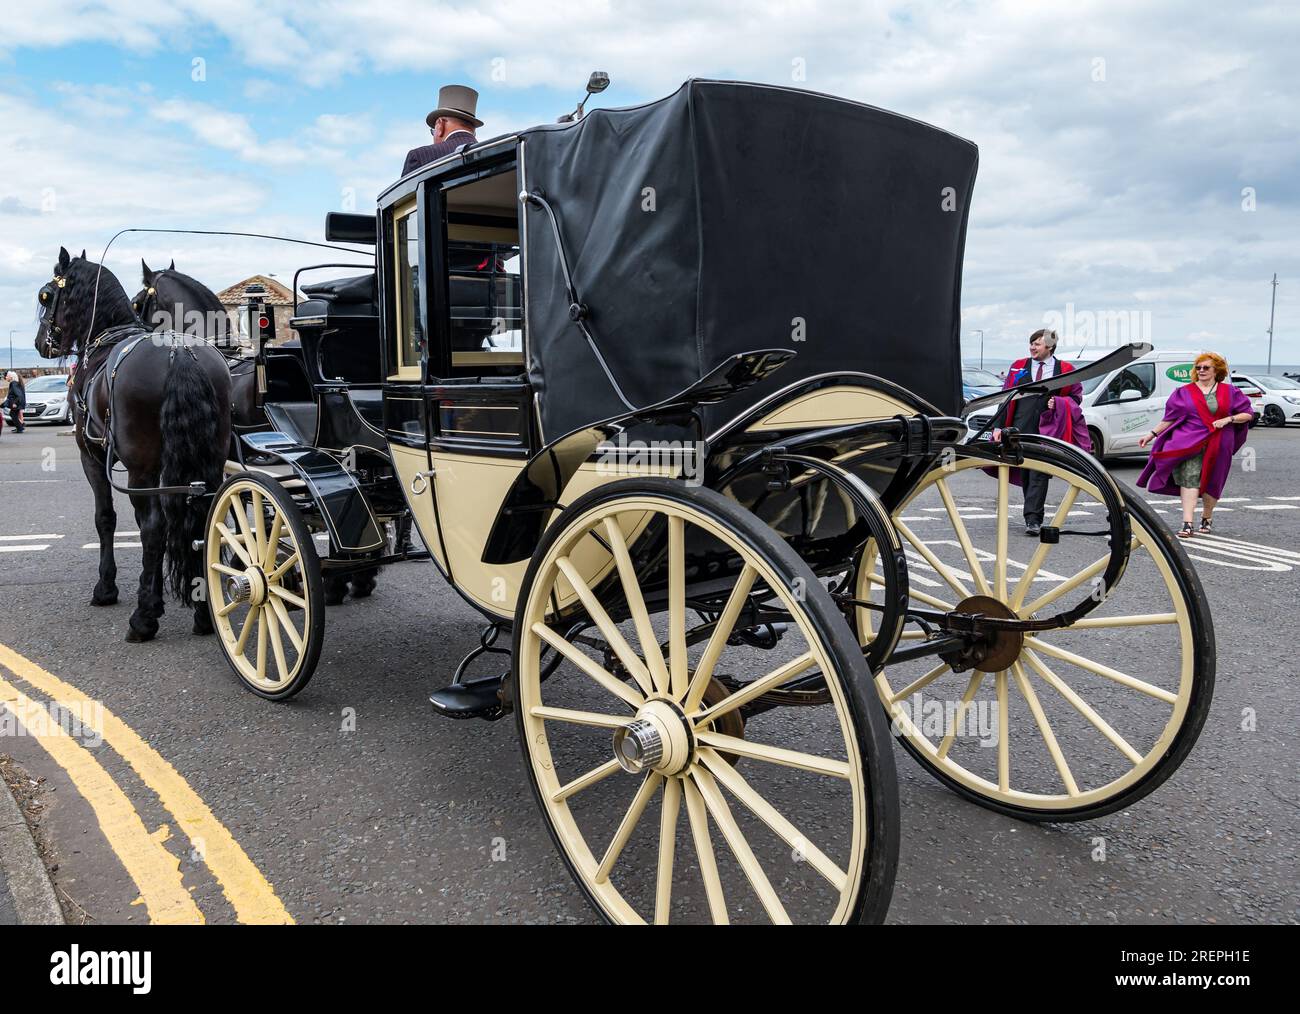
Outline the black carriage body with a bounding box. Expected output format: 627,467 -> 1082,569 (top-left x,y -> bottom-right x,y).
518,79 -> 978,439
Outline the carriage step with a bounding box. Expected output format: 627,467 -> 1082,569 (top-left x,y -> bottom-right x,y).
429,679 -> 507,721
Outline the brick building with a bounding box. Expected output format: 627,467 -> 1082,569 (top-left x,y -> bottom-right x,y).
216,275 -> 298,346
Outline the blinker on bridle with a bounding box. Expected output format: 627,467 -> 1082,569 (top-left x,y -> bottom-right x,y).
39,274 -> 69,353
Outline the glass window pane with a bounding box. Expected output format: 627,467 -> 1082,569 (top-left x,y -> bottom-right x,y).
395,208 -> 422,371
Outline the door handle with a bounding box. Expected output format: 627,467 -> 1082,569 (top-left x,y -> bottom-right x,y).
409,467 -> 436,496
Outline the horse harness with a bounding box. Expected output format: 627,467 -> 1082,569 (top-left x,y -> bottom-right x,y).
73,326 -> 210,497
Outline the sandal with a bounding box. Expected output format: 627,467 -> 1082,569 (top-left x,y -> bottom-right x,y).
1199,517 -> 1213,535
1178,522 -> 1194,539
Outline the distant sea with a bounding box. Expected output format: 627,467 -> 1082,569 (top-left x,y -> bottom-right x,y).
971,358 -> 1300,376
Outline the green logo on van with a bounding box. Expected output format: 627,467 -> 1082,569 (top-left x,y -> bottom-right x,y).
1166,363 -> 1196,383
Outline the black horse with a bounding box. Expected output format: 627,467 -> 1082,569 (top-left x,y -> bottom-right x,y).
131,261 -> 381,603
36,247 -> 232,641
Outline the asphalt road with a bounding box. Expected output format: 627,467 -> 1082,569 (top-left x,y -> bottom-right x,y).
1,421 -> 1297,925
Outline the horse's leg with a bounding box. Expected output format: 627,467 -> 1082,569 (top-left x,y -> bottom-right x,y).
323,573 -> 348,606
348,568 -> 377,598
80,446 -> 119,606
126,483 -> 166,642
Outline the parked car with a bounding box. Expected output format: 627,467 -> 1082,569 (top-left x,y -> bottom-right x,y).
21,372 -> 72,424
1230,372 -> 1300,427
961,366 -> 1002,405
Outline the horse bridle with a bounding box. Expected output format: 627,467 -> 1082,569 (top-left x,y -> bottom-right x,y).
37,274 -> 72,356
132,283 -> 157,322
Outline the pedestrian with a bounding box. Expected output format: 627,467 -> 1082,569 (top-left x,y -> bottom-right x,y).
992,329 -> 1082,535
3,371 -> 26,433
1137,351 -> 1254,538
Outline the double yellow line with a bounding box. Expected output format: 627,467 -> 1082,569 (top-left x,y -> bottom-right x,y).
0,642 -> 293,924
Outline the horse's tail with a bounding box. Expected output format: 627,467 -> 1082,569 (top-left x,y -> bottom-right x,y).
160,349 -> 225,603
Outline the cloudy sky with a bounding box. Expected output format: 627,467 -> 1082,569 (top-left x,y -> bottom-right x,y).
1,0 -> 1296,368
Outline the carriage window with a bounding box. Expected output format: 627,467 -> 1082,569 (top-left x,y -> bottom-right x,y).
391,197 -> 423,380
439,166 -> 524,378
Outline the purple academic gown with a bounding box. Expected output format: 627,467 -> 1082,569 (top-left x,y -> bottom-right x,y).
1137,382 -> 1253,498
995,392 -> 1092,487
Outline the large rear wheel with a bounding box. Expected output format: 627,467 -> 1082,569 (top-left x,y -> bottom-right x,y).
513,478 -> 898,924
857,447 -> 1214,821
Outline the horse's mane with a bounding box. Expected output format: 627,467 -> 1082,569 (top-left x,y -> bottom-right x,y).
153,268 -> 226,313
63,256 -> 143,345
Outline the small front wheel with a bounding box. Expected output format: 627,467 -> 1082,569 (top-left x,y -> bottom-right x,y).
205,472 -> 325,700
513,478 -> 898,924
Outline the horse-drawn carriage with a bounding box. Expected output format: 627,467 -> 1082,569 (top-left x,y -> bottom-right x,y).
45,80 -> 1214,924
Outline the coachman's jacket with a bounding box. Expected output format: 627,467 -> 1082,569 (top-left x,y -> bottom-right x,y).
402,131 -> 477,177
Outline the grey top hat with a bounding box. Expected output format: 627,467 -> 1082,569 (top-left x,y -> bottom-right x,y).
425,84 -> 483,129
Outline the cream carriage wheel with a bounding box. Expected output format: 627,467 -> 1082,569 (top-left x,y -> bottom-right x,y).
205,473 -> 325,701
513,478 -> 898,924
856,448 -> 1214,821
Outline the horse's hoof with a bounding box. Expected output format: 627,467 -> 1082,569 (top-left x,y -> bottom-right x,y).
192,616 -> 214,636
125,627 -> 156,643
92,589 -> 119,606
324,590 -> 346,606
349,583 -> 375,599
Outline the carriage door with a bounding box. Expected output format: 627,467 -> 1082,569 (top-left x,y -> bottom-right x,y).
382,190 -> 450,572
424,157 -> 535,619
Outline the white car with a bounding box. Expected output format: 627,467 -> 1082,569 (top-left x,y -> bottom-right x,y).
1230,372 -> 1300,427
21,372 -> 72,424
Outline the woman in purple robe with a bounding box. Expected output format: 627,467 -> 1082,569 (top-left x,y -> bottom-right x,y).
1138,352 -> 1254,538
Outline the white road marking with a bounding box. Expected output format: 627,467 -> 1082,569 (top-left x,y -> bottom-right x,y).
1243,504 -> 1299,511
0,545 -> 49,553
82,542 -> 142,549
1267,496 -> 1300,501
0,534 -> 64,541
1185,534 -> 1300,572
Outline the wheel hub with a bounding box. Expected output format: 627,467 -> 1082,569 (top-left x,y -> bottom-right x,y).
953,594 -> 1023,673
612,699 -> 692,775
225,568 -> 268,608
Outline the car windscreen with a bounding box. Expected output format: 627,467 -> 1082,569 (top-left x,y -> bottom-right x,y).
1256,375 -> 1300,390
962,368 -> 1001,387
24,375 -> 68,392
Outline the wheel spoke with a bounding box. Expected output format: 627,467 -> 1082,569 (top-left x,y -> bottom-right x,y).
1022,649 -> 1144,766
692,651 -> 816,724
668,515 -> 688,699
894,520 -> 972,600
268,584 -> 307,610
551,758 -> 623,803
555,556 -> 654,698
269,596 -> 304,654
267,552 -> 300,583
217,524 -> 252,567
264,604 -> 289,682
683,564 -> 757,712
682,777 -> 728,924
936,670 -> 984,759
595,773 -> 662,884
654,776 -> 681,925
602,518 -> 671,696
529,705 -> 630,729
996,669 -> 1009,793
1010,486 -> 1078,610
995,466 -> 1009,602
1025,637 -> 1178,704
232,496 -> 257,559
263,511 -> 284,570
1019,537 -> 1135,618
885,660 -> 950,705
1012,661 -> 1079,795
692,767 -> 790,924
699,748 -> 847,892
1065,613 -> 1179,629
254,607 -> 268,681
251,490 -> 267,562
234,603 -> 260,656
867,572 -> 954,612
532,622 -> 643,710
937,477 -> 991,596
695,733 -> 850,779
216,597 -> 242,619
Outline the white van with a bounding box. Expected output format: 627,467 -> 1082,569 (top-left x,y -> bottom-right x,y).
1070,348 -> 1202,458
